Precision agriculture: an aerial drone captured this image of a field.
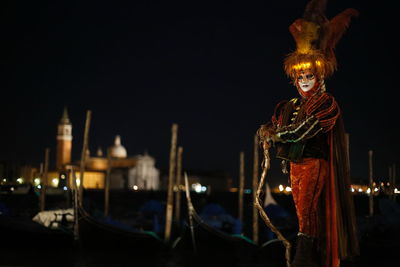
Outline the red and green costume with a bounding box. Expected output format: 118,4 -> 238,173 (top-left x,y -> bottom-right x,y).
258,0 -> 360,265
269,85 -> 359,266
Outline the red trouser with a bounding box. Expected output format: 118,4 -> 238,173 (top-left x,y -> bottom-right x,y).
290,158 -> 328,237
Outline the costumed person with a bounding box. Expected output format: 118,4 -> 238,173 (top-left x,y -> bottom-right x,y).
257,0 -> 359,266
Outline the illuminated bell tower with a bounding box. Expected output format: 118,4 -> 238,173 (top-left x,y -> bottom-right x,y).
56,107 -> 72,170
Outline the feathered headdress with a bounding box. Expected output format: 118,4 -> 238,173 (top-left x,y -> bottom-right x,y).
284,0 -> 359,80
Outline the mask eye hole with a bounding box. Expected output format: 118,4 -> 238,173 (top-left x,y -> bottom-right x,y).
305,74 -> 314,80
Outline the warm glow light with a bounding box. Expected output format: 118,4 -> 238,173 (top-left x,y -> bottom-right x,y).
374,188 -> 379,192
293,62 -> 311,70
279,185 -> 284,192
133,185 -> 138,190
16,178 -> 24,184
351,187 -> 355,192
60,174 -> 66,179
358,188 -> 363,192
10,187 -> 14,191
366,188 -> 371,194
285,186 -> 292,192
37,185 -> 42,189
52,178 -> 59,187
292,61 -> 322,70
395,188 -> 400,194
76,179 -> 81,187
34,178 -> 41,185
2,179 -> 6,182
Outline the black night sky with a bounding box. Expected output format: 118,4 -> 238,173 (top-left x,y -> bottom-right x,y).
3,0 -> 399,187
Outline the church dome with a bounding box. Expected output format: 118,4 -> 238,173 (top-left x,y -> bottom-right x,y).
110,135 -> 127,158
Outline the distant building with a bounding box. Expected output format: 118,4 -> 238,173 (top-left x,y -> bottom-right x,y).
56,107 -> 72,171
33,108 -> 160,190
128,152 -> 160,190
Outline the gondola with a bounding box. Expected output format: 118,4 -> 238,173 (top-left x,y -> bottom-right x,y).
76,204 -> 170,266
172,174 -> 259,267
0,213 -> 76,265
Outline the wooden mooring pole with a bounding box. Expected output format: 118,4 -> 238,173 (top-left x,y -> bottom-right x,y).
368,150 -> 374,217
40,148 -> 50,211
174,146 -> 183,223
393,163 -> 397,202
79,110 -> 92,205
165,123 -> 178,242
238,151 -> 245,224
252,135 -> 259,244
104,148 -> 112,217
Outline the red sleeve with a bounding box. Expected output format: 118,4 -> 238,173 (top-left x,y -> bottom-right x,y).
305,93 -> 340,133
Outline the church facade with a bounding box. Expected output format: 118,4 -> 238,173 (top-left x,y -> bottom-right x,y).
44,108 -> 160,191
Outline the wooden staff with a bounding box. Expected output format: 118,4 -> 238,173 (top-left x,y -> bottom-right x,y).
174,146 -> 183,223
79,110 -> 92,205
368,150 -> 374,217
104,148 -> 112,217
252,135 -> 259,244
238,151 -> 245,224
254,147 -> 291,267
40,148 -> 50,211
165,123 -> 178,242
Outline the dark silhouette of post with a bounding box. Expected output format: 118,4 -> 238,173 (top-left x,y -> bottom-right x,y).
252,135 -> 259,244
70,166 -> 79,240
393,164 -> 397,202
389,165 -> 393,200
104,148 -> 112,217
368,150 -> 374,217
238,151 -> 245,224
40,148 -> 50,211
165,123 -> 178,242
79,110 -> 92,205
175,146 -> 183,223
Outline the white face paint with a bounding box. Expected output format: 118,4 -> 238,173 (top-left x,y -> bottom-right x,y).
297,70 -> 316,92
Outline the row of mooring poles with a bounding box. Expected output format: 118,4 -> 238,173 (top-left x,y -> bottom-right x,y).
164,123 -> 186,243
367,149 -> 397,217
